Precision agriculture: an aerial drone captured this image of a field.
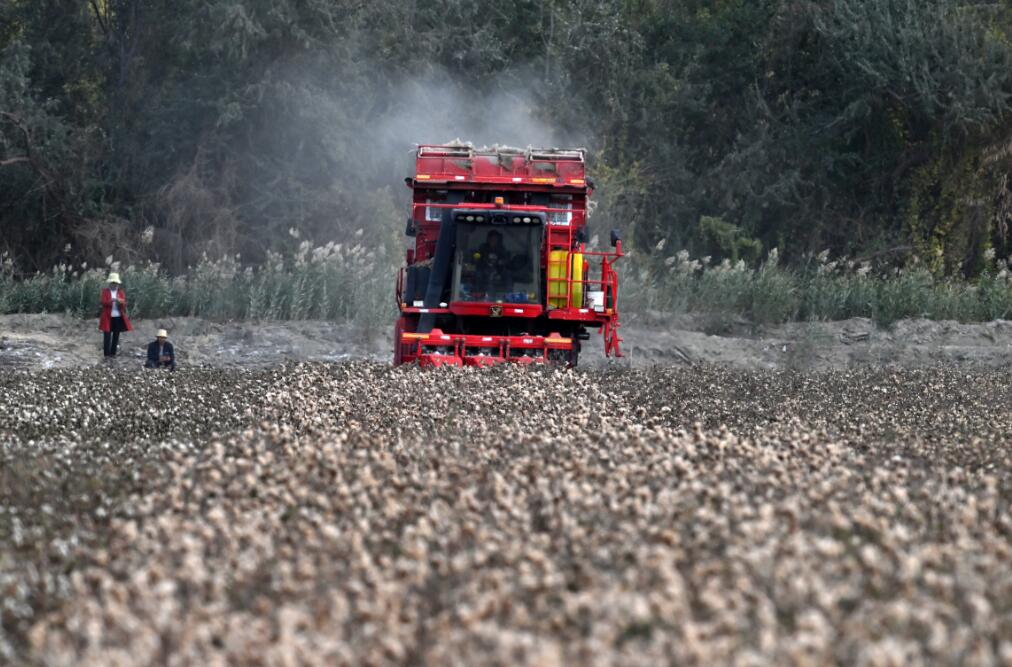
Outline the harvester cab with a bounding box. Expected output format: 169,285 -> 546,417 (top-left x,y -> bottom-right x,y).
394,144 -> 623,367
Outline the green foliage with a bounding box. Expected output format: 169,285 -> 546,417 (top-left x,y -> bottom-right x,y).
620,248 -> 1012,328
0,240 -> 395,329
0,0 -> 1010,292
698,216 -> 763,265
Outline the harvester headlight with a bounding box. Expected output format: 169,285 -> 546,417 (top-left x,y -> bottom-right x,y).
466,215 -> 475,222
476,216 -> 484,222
513,217 -> 521,223
522,216 -> 531,223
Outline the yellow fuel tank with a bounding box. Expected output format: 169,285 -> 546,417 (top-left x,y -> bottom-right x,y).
548,250 -> 583,308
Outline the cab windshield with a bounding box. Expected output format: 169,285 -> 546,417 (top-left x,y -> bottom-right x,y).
452,223 -> 542,304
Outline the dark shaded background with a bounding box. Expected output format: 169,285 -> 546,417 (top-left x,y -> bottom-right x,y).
1,0 -> 1009,275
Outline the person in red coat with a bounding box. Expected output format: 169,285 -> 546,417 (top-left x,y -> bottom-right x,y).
99,272 -> 133,359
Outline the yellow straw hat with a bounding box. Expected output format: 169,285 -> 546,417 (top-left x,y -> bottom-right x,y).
156,329 -> 168,338
107,272 -> 121,284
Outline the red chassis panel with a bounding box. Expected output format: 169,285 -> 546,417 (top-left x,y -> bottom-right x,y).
397,329 -> 575,368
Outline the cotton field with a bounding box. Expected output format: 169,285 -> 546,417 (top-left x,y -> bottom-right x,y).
2,364 -> 1011,666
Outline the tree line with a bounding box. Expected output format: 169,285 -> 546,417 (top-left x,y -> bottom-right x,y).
1,0 -> 1010,276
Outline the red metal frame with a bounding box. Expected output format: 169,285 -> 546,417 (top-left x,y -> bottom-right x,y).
413,145 -> 587,188
398,329 -> 576,368
394,144 -> 623,366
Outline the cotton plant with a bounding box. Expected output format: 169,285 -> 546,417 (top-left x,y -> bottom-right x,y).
8,365 -> 1011,666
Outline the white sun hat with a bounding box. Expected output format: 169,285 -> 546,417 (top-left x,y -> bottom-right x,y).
107,272 -> 121,284
156,329 -> 168,338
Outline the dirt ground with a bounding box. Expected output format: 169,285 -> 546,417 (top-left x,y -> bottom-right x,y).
0,314 -> 389,369
2,312 -> 1012,369
586,312 -> 1012,369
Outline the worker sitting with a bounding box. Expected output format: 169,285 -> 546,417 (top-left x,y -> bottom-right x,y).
473,230 -> 514,297
145,329 -> 176,371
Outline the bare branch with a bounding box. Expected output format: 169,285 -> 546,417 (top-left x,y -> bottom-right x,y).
0,111 -> 55,188
88,0 -> 110,38
0,111 -> 33,158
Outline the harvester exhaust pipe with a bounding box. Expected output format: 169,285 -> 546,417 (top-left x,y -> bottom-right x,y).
418,211 -> 455,333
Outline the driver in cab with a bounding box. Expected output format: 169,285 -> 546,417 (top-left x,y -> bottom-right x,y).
472,229 -> 513,295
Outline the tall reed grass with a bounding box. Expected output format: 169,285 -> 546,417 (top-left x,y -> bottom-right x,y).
620,246 -> 1012,327
3,243 -> 1011,329
0,240 -> 395,329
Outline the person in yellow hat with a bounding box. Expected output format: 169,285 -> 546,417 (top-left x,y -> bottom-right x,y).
145,328 -> 176,371
98,272 -> 133,359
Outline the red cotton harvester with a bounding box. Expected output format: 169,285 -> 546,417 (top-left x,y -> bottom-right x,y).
394,143 -> 623,367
